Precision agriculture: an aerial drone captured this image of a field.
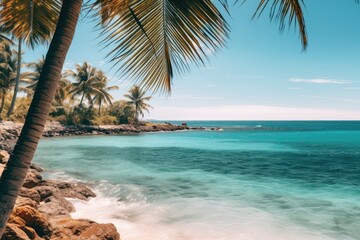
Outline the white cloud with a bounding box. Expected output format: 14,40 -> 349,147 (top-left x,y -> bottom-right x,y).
289,78 -> 352,84
146,105 -> 360,120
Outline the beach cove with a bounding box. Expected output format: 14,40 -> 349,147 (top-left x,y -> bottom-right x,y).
0,121 -> 199,239
2,121 -> 360,240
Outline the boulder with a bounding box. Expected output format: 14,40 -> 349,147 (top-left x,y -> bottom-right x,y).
0,164 -> 4,177
6,215 -> 40,240
20,188 -> 41,203
1,223 -> 31,240
23,170 -> 43,189
41,180 -> 96,200
50,218 -> 120,240
38,196 -> 75,219
12,206 -> 51,238
0,150 -> 9,164
30,164 -> 43,172
33,186 -> 57,201
15,196 -> 38,209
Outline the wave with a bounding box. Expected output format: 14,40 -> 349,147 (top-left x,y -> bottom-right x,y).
68,180 -> 335,240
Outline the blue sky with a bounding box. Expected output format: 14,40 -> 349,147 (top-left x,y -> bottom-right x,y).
24,1 -> 360,120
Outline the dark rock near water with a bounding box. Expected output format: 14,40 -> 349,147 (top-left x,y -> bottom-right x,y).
19,188 -> 41,204
50,218 -> 120,240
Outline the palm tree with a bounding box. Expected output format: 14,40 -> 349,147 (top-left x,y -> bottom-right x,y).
0,40 -> 36,117
92,70 -> 119,115
1,0 -> 61,117
0,0 -> 80,235
66,62 -> 99,106
0,0 -> 309,236
24,56 -> 45,94
0,39 -> 16,116
54,77 -> 72,107
125,85 -> 152,123
25,57 -> 71,109
108,100 -> 135,124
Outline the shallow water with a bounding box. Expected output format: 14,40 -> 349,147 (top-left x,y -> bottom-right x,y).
34,121 -> 360,240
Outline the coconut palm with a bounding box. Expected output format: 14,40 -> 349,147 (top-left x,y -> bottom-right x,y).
0,40 -> 37,116
1,0 -> 61,117
66,62 -> 100,106
54,77 -> 72,107
24,56 -> 45,93
92,70 -> 119,115
125,85 -> 152,123
0,39 -> 17,116
0,0 -> 309,236
25,57 -> 71,108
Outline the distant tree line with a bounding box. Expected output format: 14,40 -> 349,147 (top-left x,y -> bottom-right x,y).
0,39 -> 151,125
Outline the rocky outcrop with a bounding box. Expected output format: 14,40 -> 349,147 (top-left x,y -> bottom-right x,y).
50,218 -> 120,240
0,150 -> 120,240
0,121 -> 201,151
11,206 -> 52,239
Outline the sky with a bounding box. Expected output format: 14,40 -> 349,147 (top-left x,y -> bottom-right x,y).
24,0 -> 360,120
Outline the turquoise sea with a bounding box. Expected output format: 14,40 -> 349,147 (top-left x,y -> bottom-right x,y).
34,121 -> 360,240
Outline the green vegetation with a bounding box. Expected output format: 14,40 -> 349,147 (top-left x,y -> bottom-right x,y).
0,0 -> 312,237
125,85 -> 152,123
0,43 -> 150,125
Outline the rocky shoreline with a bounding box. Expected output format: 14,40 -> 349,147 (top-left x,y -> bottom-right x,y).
0,121 -> 200,152
0,150 -> 120,240
0,121 -> 200,240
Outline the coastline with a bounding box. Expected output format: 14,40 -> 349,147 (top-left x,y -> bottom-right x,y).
0,121 -> 202,152
0,120 -> 200,240
0,152 -> 120,240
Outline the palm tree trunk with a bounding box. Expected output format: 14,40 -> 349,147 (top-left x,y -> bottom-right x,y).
80,92 -> 85,106
135,105 -> 139,123
0,0 -> 82,236
7,38 -> 22,117
98,99 -> 102,116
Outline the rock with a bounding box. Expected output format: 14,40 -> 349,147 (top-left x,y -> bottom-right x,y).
7,216 -> 40,240
15,196 -> 38,209
0,164 -> 4,177
41,181 -> 96,200
38,196 -> 75,219
1,223 -> 31,240
50,218 -> 120,240
30,164 -> 43,172
33,186 -> 57,201
63,183 -> 96,200
8,214 -> 26,226
12,206 -> 51,238
0,150 -> 9,164
20,188 -> 41,203
23,170 -> 42,189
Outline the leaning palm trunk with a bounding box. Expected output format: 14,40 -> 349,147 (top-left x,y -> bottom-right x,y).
0,0 -> 82,236
7,38 -> 22,117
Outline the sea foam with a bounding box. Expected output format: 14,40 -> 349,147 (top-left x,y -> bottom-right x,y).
69,182 -> 335,240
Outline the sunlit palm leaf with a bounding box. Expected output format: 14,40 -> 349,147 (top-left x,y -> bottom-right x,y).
0,0 -> 61,48
94,0 -> 229,93
246,0 -> 307,49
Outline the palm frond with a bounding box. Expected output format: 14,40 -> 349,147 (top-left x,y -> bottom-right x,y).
94,0 -> 229,93
0,0 -> 61,48
247,0 -> 307,49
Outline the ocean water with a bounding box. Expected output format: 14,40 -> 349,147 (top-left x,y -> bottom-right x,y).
33,121 -> 360,240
